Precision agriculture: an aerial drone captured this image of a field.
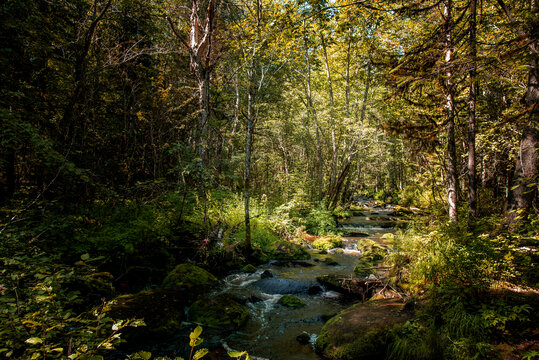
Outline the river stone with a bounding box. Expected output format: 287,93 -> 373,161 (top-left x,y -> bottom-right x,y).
253,277 -> 312,294
188,295 -> 249,330
314,299 -> 412,360
260,270 -> 273,279
296,333 -> 311,344
242,264 -> 257,273
278,294 -> 306,308
322,258 -> 339,266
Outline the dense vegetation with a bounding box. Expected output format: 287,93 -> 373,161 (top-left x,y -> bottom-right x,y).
1,0 -> 537,359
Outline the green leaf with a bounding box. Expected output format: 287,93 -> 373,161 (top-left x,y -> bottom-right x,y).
25,337 -> 43,345
190,325 -> 203,340
189,338 -> 203,347
80,253 -> 90,261
193,348 -> 208,360
228,352 -> 244,358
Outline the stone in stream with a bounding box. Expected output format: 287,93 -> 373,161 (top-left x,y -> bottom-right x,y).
317,274 -> 382,300
260,270 -> 273,279
314,299 -> 413,360
308,285 -> 323,294
253,277 -> 312,294
296,333 -> 311,344
322,257 -> 339,266
242,264 -> 257,273
278,294 -> 306,308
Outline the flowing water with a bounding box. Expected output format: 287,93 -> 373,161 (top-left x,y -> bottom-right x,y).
216,201 -> 404,360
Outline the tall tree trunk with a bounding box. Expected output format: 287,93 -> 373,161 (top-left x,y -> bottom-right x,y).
197,68 -> 210,164
167,0 -> 217,169
303,23 -> 323,200
506,128 -> 539,224
467,0 -> 478,218
360,59 -> 372,123
444,0 -> 459,222
243,0 -> 262,252
320,32 -> 337,195
506,0 -> 539,225
244,75 -> 254,251
62,0 -> 112,141
345,28 -> 352,118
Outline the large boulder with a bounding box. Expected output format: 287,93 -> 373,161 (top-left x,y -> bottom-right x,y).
161,263 -> 217,302
312,235 -> 343,250
356,239 -> 388,262
188,295 -> 248,330
315,299 -> 412,359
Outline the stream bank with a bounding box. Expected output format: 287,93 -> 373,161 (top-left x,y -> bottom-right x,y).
111,199 -> 412,360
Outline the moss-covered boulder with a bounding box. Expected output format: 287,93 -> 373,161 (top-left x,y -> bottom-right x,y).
267,240 -> 310,260
278,294 -> 306,308
322,257 -> 339,266
312,235 -> 342,250
315,299 -> 412,360
241,264 -> 257,273
357,239 -> 387,262
188,295 -> 249,330
107,288 -> 186,339
162,263 -> 217,289
353,261 -> 376,277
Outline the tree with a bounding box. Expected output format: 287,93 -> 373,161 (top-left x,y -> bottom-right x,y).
167,0 -> 219,167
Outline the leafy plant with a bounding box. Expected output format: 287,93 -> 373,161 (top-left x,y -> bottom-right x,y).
0,252 -> 144,359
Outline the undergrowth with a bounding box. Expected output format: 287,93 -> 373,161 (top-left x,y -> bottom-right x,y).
387,214 -> 539,360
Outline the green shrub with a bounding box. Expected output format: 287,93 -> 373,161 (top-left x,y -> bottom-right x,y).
305,202 -> 337,235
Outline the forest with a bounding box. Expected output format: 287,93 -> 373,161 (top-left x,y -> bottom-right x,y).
0,0 -> 537,359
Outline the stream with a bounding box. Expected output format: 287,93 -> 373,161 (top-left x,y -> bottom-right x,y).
216,201 -> 405,360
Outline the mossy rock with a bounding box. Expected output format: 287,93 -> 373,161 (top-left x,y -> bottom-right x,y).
354,261 -> 376,277
162,263 -> 217,290
242,264 -> 257,273
322,258 -> 339,266
312,235 -> 342,250
314,299 -> 412,359
268,240 -> 310,260
188,295 -> 249,330
357,239 -> 387,261
278,294 -> 306,308
108,288 -> 186,339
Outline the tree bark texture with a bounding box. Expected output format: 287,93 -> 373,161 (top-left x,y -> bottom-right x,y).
443,0 -> 459,222
506,127 -> 539,224
468,0 -> 478,217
